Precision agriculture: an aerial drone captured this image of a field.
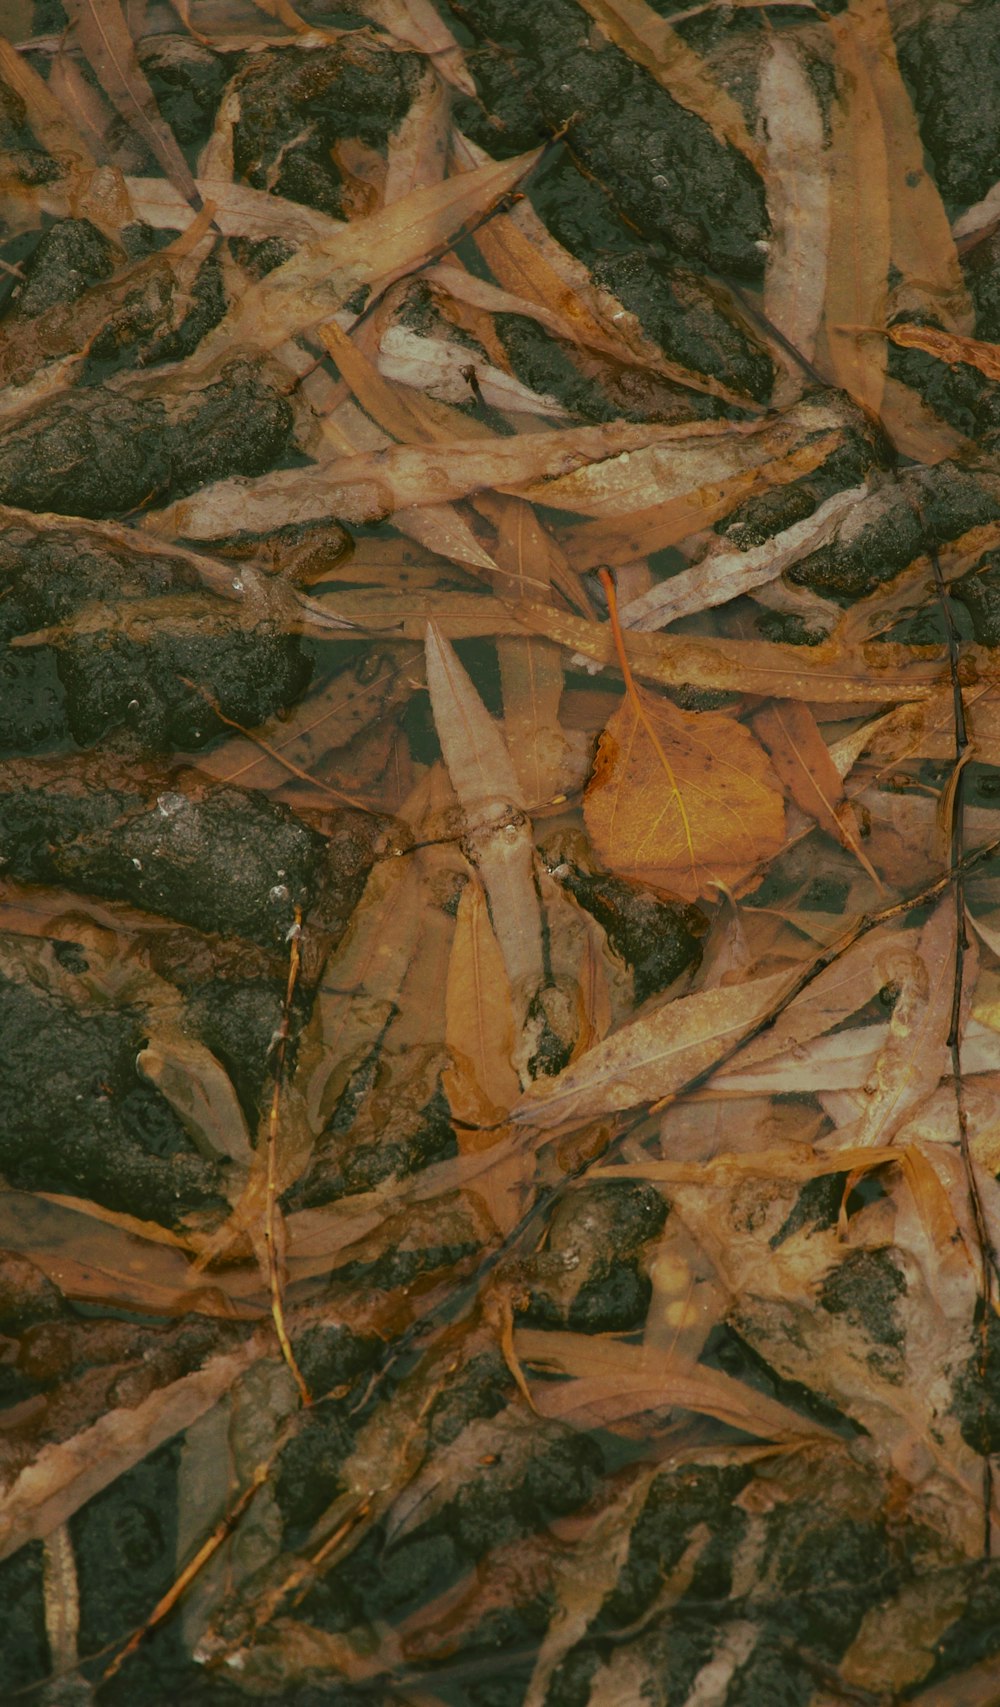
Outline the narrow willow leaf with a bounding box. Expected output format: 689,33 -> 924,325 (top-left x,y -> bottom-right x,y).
758,37 -> 829,397
425,621 -> 523,817
822,9 -> 889,417
444,879 -> 520,1126
191,146 -> 543,363
513,969 -> 794,1127
0,1342 -> 263,1561
572,0 -> 761,165
426,623 -> 545,1024
63,0 -> 199,200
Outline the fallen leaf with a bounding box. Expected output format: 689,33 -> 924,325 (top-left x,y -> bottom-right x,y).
573,0 -> 761,166
752,698 -> 882,884
513,969 -> 794,1127
584,684 -> 786,902
63,0 -> 199,201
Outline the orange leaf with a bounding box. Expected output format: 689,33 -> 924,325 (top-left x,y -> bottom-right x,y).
882,322 -> 1000,384
584,688 -> 786,903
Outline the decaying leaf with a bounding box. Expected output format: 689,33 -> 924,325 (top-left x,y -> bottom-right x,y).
2,1 -> 999,1698
584,686 -> 786,902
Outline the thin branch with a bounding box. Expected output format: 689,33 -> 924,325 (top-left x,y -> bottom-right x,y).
265,904 -> 312,1410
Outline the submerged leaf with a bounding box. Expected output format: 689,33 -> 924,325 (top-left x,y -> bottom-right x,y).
584,687 -> 786,902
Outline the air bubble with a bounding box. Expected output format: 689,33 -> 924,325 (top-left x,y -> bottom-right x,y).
269,884 -> 290,903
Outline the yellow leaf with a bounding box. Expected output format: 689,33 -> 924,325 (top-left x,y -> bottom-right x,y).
583,688 -> 786,902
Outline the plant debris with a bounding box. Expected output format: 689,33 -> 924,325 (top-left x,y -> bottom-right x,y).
3,0 -> 1000,1701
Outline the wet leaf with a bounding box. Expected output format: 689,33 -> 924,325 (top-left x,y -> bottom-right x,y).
63,0 -> 199,201
513,969 -> 794,1127
584,686 -> 786,902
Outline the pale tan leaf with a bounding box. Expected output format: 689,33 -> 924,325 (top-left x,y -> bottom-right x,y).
836,900 -> 961,1149
513,969 -> 794,1127
124,174 -> 344,242
0,1340 -> 263,1561
563,433 -> 846,573
384,65 -> 449,203
191,146 -> 543,364
758,37 -> 829,398
517,1327 -> 834,1439
63,0 -> 199,200
425,621 -> 523,818
358,0 -> 475,96
298,857 -> 424,1133
618,481 -> 862,631
426,624 -> 545,1019
752,698 -> 881,884
137,1034 -> 254,1169
142,420 -> 686,539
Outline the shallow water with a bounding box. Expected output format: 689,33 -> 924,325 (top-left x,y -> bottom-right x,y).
2,0 -> 1000,1701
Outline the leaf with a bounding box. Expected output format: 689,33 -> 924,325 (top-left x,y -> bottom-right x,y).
425,621 -> 524,819
513,969 -> 794,1127
562,432 -> 846,573
425,623 -> 545,1018
358,0 -> 476,96
572,0 -> 762,166
519,600 -> 943,704
617,480 -> 862,632
821,5 -> 890,417
0,32 -> 98,176
63,0 -> 199,201
829,900 -> 964,1149
881,322 -> 1000,384
854,0 -> 973,336
190,145 -> 544,363
758,36 -> 830,399
0,1340 -> 263,1561
584,685 -> 786,903
384,64 -> 450,203
141,419 -> 688,539
752,698 -> 882,885
443,878 -> 531,1124
516,1327 -> 835,1439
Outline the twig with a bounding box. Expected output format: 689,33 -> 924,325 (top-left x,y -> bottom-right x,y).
265,904 -> 312,1410
179,676 -> 376,813
921,513 -> 998,1556
101,1461 -> 272,1681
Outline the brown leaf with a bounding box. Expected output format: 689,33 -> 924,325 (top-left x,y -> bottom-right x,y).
444,879 -> 520,1127
584,687 -> 786,902
752,698 -> 881,884
882,322 -> 1000,384
63,0 -> 199,201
